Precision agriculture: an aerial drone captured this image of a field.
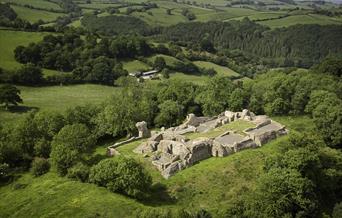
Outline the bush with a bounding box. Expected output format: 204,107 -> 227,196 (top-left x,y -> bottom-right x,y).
31,157 -> 50,177
333,202 -> 342,218
14,63 -> 43,85
200,67 -> 216,76
67,162 -> 90,182
153,56 -> 166,70
89,157 -> 152,199
0,163 -> 10,181
134,208 -> 212,218
34,138 -> 51,158
161,68 -> 171,79
154,100 -> 184,127
0,84 -> 23,110
52,124 -> 95,152
50,143 -> 79,176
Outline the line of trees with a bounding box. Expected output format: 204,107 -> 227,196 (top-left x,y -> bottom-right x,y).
11,31 -> 154,85
81,14 -> 155,36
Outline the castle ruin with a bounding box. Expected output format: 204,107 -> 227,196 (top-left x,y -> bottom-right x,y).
134,109 -> 288,178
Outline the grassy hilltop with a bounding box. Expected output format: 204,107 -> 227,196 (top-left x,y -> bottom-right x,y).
0,116 -> 313,217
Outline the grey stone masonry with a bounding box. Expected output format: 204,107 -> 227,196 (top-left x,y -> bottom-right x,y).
133,109 -> 288,178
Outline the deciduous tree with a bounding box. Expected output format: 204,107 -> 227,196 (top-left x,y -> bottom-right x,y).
0,84 -> 23,110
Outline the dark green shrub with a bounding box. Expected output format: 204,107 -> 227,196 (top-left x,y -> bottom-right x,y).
52,124 -> 95,153
0,163 -> 9,181
31,157 -> 50,177
34,138 -> 51,158
50,143 -> 79,176
134,208 -> 212,218
333,202 -> 342,218
67,162 -> 90,182
89,157 -> 152,199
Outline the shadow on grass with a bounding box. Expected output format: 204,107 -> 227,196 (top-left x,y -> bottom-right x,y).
6,105 -> 39,114
0,172 -> 23,188
140,182 -> 176,206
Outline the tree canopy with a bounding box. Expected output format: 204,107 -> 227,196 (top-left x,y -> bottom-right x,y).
0,84 -> 23,109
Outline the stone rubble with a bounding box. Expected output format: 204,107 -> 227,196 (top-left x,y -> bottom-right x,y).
133,109 -> 288,178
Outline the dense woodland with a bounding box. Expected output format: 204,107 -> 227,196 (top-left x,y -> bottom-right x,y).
33,13 -> 342,69
6,33 -> 152,84
162,19 -> 342,67
81,14 -> 155,36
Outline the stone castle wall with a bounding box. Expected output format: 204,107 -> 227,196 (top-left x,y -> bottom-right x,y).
133,109 -> 288,178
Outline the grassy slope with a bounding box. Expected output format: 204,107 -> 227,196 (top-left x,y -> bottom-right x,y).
196,7 -> 257,22
0,30 -> 61,77
147,54 -> 182,67
0,85 -> 119,123
126,1 -> 260,26
0,30 -> 48,70
3,0 -> 62,10
0,116 -> 314,217
0,173 -> 145,218
122,55 -> 211,85
168,72 -> 209,85
227,11 -> 286,21
122,60 -> 151,72
78,3 -> 122,9
132,8 -> 187,26
68,19 -> 82,27
11,5 -> 65,23
67,0 -> 341,27
258,13 -> 342,28
193,61 -> 240,77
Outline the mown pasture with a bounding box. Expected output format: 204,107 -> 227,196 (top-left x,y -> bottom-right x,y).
258,13 -> 342,28
193,61 -> 240,77
0,84 -> 119,124
10,5 -> 65,23
2,0 -> 62,10
0,30 -> 61,76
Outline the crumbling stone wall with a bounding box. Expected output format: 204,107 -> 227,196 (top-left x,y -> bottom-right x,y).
133,109 -> 288,178
136,121 -> 151,138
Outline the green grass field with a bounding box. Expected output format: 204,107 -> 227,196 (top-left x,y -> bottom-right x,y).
148,54 -> 183,67
0,30 -> 48,70
132,8 -> 187,26
11,5 -> 65,23
68,19 -> 82,27
193,61 -> 240,77
123,1 -> 261,26
0,30 -> 61,76
0,172 -> 145,218
60,0 -> 342,28
122,60 -> 151,72
168,72 -> 209,85
258,14 -> 342,28
0,84 -> 119,124
196,7 -> 257,22
0,115 -> 314,217
227,11 -> 287,21
3,0 -> 62,10
186,119 -> 255,140
78,3 -> 122,9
